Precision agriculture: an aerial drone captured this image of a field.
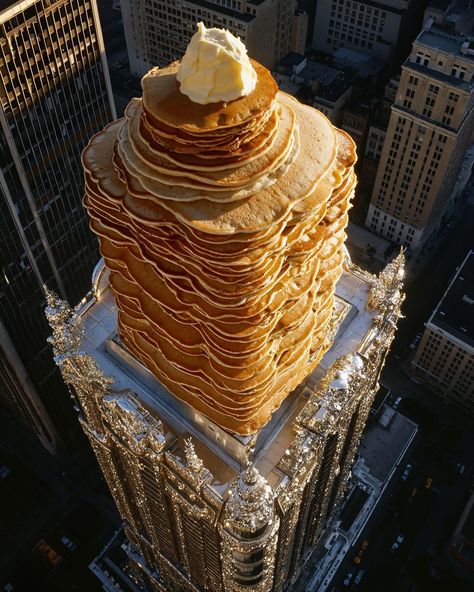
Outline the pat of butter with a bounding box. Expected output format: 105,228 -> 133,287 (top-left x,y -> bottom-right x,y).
177,22 -> 257,105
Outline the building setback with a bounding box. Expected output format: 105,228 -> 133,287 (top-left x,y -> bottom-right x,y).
0,0 -> 115,452
121,0 -> 299,77
46,254 -> 405,592
412,251 -> 474,414
366,19 -> 474,253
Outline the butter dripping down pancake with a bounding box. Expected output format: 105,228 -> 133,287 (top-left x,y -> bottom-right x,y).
82,60 -> 357,435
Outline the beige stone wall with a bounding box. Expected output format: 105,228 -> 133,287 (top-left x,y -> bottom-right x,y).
366,29 -> 473,252
413,326 -> 474,414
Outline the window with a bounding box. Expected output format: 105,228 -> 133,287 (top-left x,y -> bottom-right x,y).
415,52 -> 430,66
451,65 -> 467,79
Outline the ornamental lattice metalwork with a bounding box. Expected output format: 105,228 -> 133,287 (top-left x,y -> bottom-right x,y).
44,256 -> 405,592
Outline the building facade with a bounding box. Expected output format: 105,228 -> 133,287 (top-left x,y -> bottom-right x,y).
366,21 -> 474,253
311,0 -> 422,66
46,253 -> 404,592
121,0 -> 298,77
290,7 -> 308,56
412,251 -> 474,414
0,0 -> 115,452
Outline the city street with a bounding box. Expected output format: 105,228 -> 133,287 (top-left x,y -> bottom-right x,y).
0,413 -> 120,592
325,187 -> 474,591
330,389 -> 474,592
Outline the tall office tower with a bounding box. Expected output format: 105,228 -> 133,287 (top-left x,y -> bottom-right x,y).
0,0 -> 115,452
412,251 -> 474,414
46,29 -> 405,590
312,0 -> 424,67
121,0 -> 297,76
46,255 -> 404,592
366,21 -> 474,253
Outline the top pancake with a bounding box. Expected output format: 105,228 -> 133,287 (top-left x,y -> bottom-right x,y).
142,59 -> 278,133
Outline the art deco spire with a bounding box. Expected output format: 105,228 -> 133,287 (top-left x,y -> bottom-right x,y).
44,285 -> 83,357
369,249 -> 405,310
184,437 -> 204,472
225,461 -> 274,534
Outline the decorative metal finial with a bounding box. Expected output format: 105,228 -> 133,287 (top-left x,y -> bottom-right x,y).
184,438 -> 203,472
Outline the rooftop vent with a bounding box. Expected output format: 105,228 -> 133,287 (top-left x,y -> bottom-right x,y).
460,40 -> 474,56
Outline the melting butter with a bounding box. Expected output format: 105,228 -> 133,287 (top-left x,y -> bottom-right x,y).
177,22 -> 257,105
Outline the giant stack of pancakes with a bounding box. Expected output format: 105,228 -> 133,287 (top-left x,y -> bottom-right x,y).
82,58 -> 357,435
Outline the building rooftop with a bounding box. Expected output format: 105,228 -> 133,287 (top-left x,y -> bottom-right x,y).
192,0 -> 255,22
78,260 -> 378,494
358,405 -> 418,484
431,251 -> 474,348
280,52 -> 306,69
418,27 -> 474,61
315,78 -> 353,105
333,48 -> 384,78
404,60 -> 472,92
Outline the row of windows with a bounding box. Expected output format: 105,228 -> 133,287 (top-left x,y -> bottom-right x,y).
415,52 -> 469,80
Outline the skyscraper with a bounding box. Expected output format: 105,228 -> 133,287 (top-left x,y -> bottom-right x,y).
412,251 -> 474,413
121,0 -> 298,76
46,27 -> 405,590
0,0 -> 115,452
366,18 -> 474,252
311,0 -> 424,66
46,255 -> 404,592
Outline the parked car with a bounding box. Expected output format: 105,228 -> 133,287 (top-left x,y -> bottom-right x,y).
391,534 -> 404,553
393,396 -> 402,410
343,572 -> 353,587
354,570 -> 365,585
34,539 -> 63,568
425,476 -> 433,489
353,539 -> 369,564
401,463 -> 412,481
457,463 -> 465,476
60,535 -> 77,552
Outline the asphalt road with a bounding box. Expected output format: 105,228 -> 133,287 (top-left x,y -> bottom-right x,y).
327,184 -> 474,591
330,386 -> 474,592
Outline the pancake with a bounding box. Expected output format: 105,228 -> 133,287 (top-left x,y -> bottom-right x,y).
82,50 -> 358,435
142,60 -> 278,133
